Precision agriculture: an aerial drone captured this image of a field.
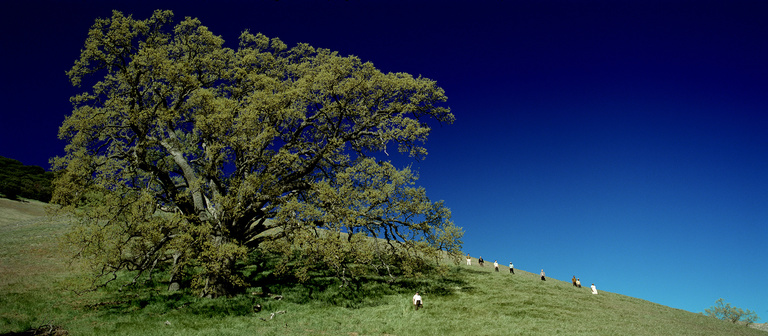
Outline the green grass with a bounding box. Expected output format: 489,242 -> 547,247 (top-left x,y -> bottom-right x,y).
0,198 -> 764,335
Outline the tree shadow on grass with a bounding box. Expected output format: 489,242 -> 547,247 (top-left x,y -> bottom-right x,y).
77,261 -> 474,317
84,268 -> 471,316
249,265 -> 471,309
84,289 -> 260,318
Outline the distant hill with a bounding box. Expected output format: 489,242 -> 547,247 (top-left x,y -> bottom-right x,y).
0,199 -> 765,335
0,156 -> 53,202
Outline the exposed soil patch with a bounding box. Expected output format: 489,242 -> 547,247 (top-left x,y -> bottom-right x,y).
0,323 -> 68,335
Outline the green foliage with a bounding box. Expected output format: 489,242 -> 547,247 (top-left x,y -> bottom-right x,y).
53,9 -> 461,297
0,156 -> 54,202
704,298 -> 760,326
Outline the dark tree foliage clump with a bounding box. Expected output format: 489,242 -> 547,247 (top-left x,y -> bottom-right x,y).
0,156 -> 54,202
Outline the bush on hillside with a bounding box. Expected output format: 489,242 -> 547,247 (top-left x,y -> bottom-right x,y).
705,298 -> 760,326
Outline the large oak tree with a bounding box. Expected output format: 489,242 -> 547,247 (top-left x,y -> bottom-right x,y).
53,10 -> 462,297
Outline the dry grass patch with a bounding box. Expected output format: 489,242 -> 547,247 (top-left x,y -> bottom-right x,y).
0,199 -> 74,290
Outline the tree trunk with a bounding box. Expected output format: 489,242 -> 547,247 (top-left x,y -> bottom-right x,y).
200,233 -> 238,298
167,251 -> 182,292
200,257 -> 237,298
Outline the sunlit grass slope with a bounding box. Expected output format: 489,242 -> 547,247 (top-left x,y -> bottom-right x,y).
0,198 -> 764,335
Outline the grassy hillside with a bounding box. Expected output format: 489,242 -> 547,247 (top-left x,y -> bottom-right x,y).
0,198 -> 763,335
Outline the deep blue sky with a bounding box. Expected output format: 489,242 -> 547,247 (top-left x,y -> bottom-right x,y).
2,0 -> 766,322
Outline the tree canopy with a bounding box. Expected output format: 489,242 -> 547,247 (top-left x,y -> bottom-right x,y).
52,10 -> 462,297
